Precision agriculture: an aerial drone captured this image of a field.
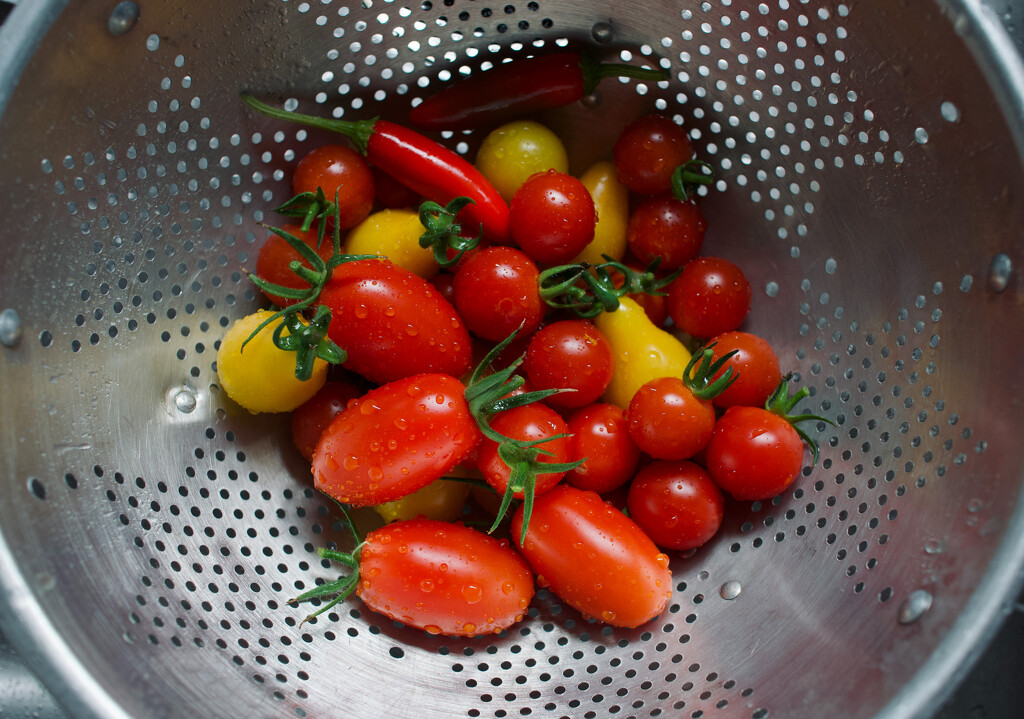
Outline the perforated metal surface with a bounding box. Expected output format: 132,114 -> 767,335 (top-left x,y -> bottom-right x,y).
1,1 -> 1023,718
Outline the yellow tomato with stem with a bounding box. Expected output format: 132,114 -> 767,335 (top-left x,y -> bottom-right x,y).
572,160 -> 630,265
476,120 -> 569,202
345,208 -> 439,279
593,297 -> 693,409
216,309 -> 328,414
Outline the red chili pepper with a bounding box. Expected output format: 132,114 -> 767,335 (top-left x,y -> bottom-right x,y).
241,94 -> 511,243
408,52 -> 668,131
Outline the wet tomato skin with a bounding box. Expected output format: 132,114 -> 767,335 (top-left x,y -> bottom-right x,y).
312,373 -> 481,506
357,518 -> 535,637
565,403 -> 641,494
523,319 -> 615,409
292,144 -> 375,230
510,170 -> 596,265
626,195 -> 707,270
707,331 -> 782,409
667,256 -> 752,339
319,258 -> 474,385
627,460 -> 724,551
512,484 -> 673,628
612,115 -> 694,195
452,246 -> 545,341
477,404 -> 572,498
703,406 -> 805,501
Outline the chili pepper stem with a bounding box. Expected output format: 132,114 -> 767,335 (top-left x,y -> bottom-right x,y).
578,53 -> 669,95
241,93 -> 376,155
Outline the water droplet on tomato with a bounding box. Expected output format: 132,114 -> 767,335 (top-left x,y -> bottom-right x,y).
393,418 -> 408,431
406,325 -> 419,337
343,456 -> 359,471
425,624 -> 442,635
502,581 -> 515,595
354,304 -> 369,319
438,563 -> 448,572
656,553 -> 670,569
384,305 -> 396,317
419,578 -> 434,592
387,439 -> 398,450
397,544 -> 408,554
536,574 -> 550,588
359,401 -> 379,416
461,584 -> 483,604
369,465 -> 384,481
461,623 -> 476,635
366,566 -> 380,578
325,455 -> 339,471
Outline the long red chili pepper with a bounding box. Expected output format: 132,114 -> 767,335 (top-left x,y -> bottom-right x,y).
241,94 -> 510,243
408,52 -> 668,131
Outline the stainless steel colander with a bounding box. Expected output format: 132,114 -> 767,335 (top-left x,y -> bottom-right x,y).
2,1 -> 1023,717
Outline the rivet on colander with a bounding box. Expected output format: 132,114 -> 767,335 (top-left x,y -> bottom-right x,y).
897,589 -> 934,625
0,308 -> 23,348
987,253 -> 1012,293
173,387 -> 197,414
108,1 -> 140,37
719,580 -> 742,600
590,22 -> 614,43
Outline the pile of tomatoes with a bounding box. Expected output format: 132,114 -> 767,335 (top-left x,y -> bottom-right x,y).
217,74 -> 825,638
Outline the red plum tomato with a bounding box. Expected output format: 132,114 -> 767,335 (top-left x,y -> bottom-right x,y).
512,485 -> 673,628
626,460 -> 724,551
357,518 -> 534,636
312,373 -> 481,506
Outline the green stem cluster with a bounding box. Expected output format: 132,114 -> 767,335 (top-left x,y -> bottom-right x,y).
463,329 -> 584,544
243,191 -> 378,381
765,375 -> 835,465
538,255 -> 680,318
418,196 -> 482,268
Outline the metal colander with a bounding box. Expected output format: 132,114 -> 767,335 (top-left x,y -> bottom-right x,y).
2,0 -> 1023,717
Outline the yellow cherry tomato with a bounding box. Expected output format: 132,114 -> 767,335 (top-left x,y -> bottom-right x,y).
572,160 -> 630,265
593,296 -> 693,409
373,478 -> 471,523
345,208 -> 439,279
216,309 -> 328,414
476,120 -> 569,202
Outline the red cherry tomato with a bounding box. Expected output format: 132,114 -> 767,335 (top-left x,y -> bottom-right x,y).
564,403 -> 640,494
626,376 -> 717,461
626,460 -> 724,551
357,518 -> 534,636
509,170 -> 596,265
522,319 -> 614,409
626,195 -> 707,270
312,373 -> 481,505
512,484 -> 673,628
319,258 -> 473,384
477,404 -> 572,499
707,331 -> 782,409
292,145 -> 375,230
703,406 -> 806,501
612,115 -> 694,195
667,256 -> 752,339
452,246 -> 545,341
254,224 -> 331,307
290,377 -> 364,460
